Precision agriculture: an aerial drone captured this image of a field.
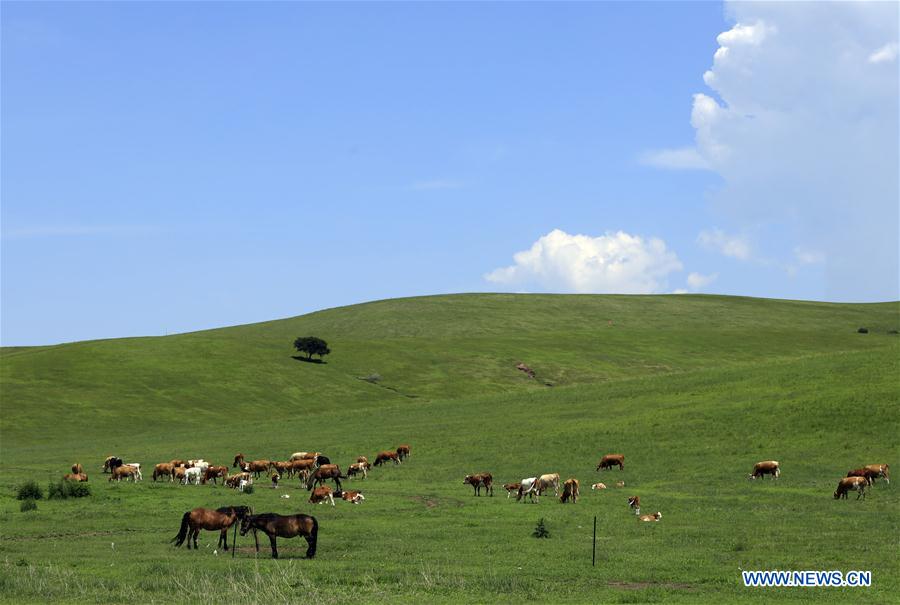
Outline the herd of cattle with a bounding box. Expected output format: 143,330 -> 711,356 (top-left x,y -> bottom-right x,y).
461,456 -> 892,521
71,445 -> 413,508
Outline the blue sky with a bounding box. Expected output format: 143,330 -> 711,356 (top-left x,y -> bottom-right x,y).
2,2 -> 898,345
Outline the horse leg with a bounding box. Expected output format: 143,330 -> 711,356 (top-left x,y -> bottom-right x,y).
192,528 -> 199,550
220,529 -> 227,551
268,534 -> 278,559
254,529 -> 260,552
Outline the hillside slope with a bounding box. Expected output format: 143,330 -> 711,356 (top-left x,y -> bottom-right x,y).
2,294 -> 897,448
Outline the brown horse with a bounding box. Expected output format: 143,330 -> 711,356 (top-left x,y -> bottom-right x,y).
305,464 -> 346,491
172,507 -> 239,550
233,453 -> 245,468
215,505 -> 253,549
239,513 -> 318,559
71,463 -> 84,475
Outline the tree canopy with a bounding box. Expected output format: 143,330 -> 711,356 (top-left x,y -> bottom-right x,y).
293,336 -> 330,361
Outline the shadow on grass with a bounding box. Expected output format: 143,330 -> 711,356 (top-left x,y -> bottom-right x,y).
291,356 -> 327,365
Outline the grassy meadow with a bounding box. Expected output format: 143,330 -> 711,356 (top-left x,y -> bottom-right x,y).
1,294 -> 898,603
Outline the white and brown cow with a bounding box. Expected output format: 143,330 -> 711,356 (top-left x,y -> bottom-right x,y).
535,473 -> 560,497
503,482 -> 521,498
639,512 -> 662,522
834,476 -> 868,500
347,462 -> 368,480
463,473 -> 494,497
309,486 -> 335,506
749,460 -> 780,480
628,495 -> 640,515
863,464 -> 890,485
339,490 -> 365,504
516,477 -> 540,503
591,482 -> 607,490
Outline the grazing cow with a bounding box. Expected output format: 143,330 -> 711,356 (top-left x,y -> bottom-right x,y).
289,452 -> 320,462
71,463 -> 84,475
270,460 -> 293,477
241,459 -> 271,479
183,467 -> 203,485
102,456 -> 123,473
591,482 -> 607,490
536,473 -> 560,497
516,477 -> 539,503
396,445 -> 411,462
374,451 -> 400,466
834,476 -> 868,500
338,490 -> 365,504
153,463 -> 175,482
63,473 -> 88,482
596,454 -> 625,471
615,481 -> 626,488
639,512 -> 662,522
348,463 -> 368,480
560,478 -> 580,503
749,460 -> 780,480
628,496 -> 640,515
503,482 -> 521,498
863,464 -> 890,485
202,466 -> 228,485
305,464 -> 346,492
109,465 -> 137,482
356,456 -> 371,469
463,473 -> 494,497
846,468 -> 878,486
174,466 -> 187,482
290,458 -> 316,480
309,486 -> 335,507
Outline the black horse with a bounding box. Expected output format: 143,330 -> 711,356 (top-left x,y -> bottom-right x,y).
239,513 -> 317,559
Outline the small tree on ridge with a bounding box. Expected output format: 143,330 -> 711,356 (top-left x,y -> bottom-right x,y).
293,336 -> 330,361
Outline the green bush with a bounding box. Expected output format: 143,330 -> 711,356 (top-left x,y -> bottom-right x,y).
242,484 -> 255,495
48,480 -> 91,500
16,481 -> 43,501
20,499 -> 37,512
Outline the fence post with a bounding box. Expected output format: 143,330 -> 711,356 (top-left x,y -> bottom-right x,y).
592,515 -> 597,567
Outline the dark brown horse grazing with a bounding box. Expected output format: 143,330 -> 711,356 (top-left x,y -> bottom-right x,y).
239,513 -> 318,559
305,464 -> 346,491
172,508 -> 239,551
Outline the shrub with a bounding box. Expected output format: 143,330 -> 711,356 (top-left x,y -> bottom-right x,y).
16,481 -> 43,501
857,327 -> 869,334
20,499 -> 37,512
48,480 -> 91,500
242,484 -> 255,495
532,518 -> 550,539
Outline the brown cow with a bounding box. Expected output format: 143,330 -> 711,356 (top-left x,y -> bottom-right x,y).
560,478 -> 580,503
109,465 -> 137,482
749,460 -> 780,480
396,444 -> 411,461
174,466 -> 187,482
63,473 -> 88,482
347,463 -> 368,479
153,463 -> 175,482
241,459 -> 271,478
374,451 -> 400,466
463,473 -> 493,496
71,463 -> 84,475
846,468 -> 877,486
834,476 -> 868,500
596,454 -> 625,471
309,486 -> 335,506
339,490 -> 365,504
170,459 -> 189,468
202,466 -> 228,485
863,464 -> 890,485
503,482 -> 521,498
270,460 -> 293,477
628,495 -> 640,514
639,512 -> 662,522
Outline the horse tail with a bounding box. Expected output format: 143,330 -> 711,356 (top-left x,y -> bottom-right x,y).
172,511 -> 190,546
306,516 -> 318,559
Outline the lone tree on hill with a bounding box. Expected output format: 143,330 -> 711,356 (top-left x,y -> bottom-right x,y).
293,336 -> 330,361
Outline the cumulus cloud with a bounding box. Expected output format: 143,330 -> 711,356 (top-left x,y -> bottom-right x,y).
485,229 -> 683,294
687,272 -> 718,290
697,228 -> 751,261
657,2 -> 899,300
639,147 -> 711,170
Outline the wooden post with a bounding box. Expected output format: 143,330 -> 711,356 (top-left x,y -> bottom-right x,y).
232,521 -> 238,558
592,516 -> 597,567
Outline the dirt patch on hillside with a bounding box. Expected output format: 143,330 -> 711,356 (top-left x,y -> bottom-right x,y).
408,495 -> 465,509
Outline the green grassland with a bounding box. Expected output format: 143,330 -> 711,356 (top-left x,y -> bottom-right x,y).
1,294 -> 898,604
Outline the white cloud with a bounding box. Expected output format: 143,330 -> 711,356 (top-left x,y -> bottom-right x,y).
409,179 -> 463,191
869,42 -> 899,64
697,229 -> 751,261
652,2 -> 898,300
639,147 -> 711,170
687,272 -> 718,290
794,247 -> 825,265
485,229 -> 683,294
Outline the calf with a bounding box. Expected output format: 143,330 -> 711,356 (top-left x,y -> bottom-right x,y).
71,463 -> 84,475
503,482 -> 521,498
628,495 -> 640,515
225,472 -> 251,489
591,482 -> 607,490
463,473 -> 494,496
615,481 -> 626,488
339,490 -> 365,504
596,454 -> 625,471
834,476 -> 868,500
63,473 -> 88,482
639,512 -> 662,522
560,478 -> 580,503
348,462 -> 368,479
749,460 -> 780,480
183,466 -> 203,485
374,451 -> 400,466
174,466 -> 187,482
309,486 -> 335,506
